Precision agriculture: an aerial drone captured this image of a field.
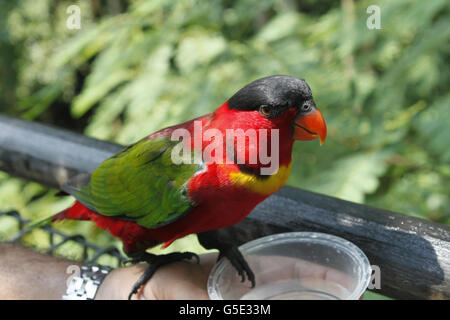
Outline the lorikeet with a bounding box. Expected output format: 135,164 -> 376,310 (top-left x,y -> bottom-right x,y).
41,75 -> 326,298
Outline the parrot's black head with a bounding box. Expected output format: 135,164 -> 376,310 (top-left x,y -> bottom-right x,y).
228,75 -> 313,114
227,75 -> 326,144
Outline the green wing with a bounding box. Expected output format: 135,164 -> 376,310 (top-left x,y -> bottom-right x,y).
63,136 -> 202,229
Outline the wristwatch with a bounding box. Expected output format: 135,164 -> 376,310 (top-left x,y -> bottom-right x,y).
63,265 -> 112,300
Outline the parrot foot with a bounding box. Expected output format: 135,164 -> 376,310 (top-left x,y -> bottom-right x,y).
218,246 -> 255,288
197,230 -> 255,288
127,251 -> 199,300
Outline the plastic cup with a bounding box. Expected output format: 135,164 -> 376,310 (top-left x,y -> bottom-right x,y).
207,232 -> 371,300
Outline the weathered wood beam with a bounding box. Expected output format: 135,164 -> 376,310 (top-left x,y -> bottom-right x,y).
0,114 -> 122,188
0,114 -> 449,299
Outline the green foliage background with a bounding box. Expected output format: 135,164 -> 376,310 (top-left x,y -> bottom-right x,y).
0,0 -> 449,272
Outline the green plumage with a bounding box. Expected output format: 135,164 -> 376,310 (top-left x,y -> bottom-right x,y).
66,136 -> 203,229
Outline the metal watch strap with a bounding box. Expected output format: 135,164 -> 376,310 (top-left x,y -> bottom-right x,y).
63,265 -> 112,300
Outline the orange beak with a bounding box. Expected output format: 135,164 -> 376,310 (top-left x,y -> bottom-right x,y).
293,108 -> 327,145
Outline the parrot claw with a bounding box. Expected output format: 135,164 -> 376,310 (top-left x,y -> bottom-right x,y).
219,246 -> 256,288
197,230 -> 256,288
126,251 -> 199,300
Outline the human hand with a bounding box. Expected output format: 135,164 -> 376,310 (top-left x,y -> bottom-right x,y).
95,253 -> 218,300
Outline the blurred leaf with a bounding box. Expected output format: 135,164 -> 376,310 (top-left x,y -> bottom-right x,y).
176,31 -> 226,73
414,96 -> 450,163
303,151 -> 392,203
72,69 -> 133,117
255,11 -> 299,43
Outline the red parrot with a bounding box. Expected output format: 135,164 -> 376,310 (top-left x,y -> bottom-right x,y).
37,75 -> 326,298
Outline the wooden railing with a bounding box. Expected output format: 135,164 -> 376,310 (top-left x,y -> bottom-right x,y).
0,114 -> 449,300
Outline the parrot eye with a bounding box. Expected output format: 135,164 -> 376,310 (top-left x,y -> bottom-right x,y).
300,103 -> 312,113
259,105 -> 273,117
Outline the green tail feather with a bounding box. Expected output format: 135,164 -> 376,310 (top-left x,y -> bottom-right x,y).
8,215 -> 55,242
25,215 -> 54,231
